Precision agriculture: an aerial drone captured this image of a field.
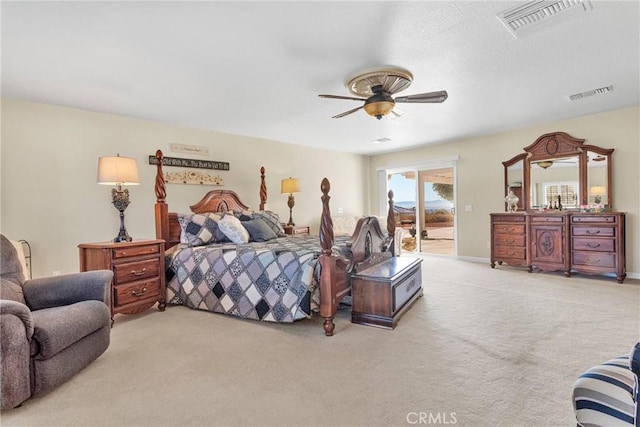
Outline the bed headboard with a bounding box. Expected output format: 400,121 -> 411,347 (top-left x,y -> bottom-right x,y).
154,149 -> 266,250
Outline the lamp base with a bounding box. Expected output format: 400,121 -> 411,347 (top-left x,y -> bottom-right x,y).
287,194 -> 295,226
113,205 -> 132,243
113,233 -> 132,243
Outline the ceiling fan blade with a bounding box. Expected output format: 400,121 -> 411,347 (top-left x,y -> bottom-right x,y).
382,75 -> 412,95
389,108 -> 404,119
319,94 -> 366,101
394,90 -> 448,103
332,105 -> 364,119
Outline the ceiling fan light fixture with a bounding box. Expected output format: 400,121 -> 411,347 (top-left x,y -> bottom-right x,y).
363,100 -> 395,120
537,160 -> 554,169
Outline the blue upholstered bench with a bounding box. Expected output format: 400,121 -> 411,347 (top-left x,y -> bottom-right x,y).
573,343 -> 640,427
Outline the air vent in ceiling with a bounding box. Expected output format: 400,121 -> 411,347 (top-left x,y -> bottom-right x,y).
372,137 -> 391,144
568,85 -> 613,101
498,0 -> 593,38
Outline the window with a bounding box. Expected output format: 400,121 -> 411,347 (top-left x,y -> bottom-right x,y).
544,182 -> 578,208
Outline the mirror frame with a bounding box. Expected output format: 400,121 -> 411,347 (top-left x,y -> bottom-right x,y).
503,132 -> 614,211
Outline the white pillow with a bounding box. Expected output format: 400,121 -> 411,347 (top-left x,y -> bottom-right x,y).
218,214 -> 250,244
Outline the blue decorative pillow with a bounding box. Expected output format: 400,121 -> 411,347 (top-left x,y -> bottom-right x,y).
252,211 -> 285,237
242,218 -> 278,242
218,214 -> 250,244
178,213 -> 227,246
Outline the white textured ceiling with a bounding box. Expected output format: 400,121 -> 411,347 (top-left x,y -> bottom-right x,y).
2,1 -> 639,155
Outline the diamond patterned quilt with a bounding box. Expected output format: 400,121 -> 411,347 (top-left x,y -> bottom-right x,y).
166,235 -> 351,322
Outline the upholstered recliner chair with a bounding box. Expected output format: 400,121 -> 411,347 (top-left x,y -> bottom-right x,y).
0,234 -> 113,410
573,342 -> 640,426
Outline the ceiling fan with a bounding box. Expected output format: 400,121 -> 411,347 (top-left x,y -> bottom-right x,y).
319,66 -> 448,120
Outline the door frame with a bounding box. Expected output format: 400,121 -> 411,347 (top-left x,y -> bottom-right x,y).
378,156 -> 459,255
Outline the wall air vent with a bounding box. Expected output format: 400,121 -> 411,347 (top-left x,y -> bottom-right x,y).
372,137 -> 391,144
497,0 -> 593,39
568,85 -> 613,101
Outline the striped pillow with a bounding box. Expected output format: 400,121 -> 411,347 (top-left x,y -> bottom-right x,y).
573,354 -> 638,427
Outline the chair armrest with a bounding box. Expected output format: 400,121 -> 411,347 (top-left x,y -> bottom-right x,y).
0,299 -> 34,340
23,270 -> 112,311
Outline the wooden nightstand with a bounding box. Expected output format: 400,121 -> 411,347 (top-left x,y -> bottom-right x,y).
282,225 -> 310,236
79,239 -> 166,324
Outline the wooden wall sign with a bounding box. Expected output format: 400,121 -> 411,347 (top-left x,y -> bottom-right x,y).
148,155 -> 230,171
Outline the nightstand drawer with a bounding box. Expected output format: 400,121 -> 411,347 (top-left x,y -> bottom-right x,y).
114,258 -> 160,283
114,278 -> 161,307
112,244 -> 160,260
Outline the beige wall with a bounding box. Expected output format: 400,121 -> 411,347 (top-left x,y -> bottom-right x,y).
1,98 -> 369,277
368,106 -> 640,276
2,99 -> 638,278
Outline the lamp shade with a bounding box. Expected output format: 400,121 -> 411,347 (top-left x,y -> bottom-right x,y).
97,155 -> 140,185
590,186 -> 606,196
281,177 -> 300,194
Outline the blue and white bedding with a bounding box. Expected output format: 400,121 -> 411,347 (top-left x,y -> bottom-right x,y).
165,234 -> 352,322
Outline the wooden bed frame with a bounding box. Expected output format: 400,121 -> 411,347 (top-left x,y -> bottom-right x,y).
153,150 -> 396,336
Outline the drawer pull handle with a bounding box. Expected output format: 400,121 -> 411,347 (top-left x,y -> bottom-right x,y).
131,268 -> 147,276
586,243 -> 600,248
586,230 -> 600,235
131,287 -> 147,297
585,257 -> 600,264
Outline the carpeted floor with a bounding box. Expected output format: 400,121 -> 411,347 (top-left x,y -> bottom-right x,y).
2,256 -> 638,427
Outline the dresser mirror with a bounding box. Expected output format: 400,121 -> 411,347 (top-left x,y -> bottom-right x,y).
502,132 -> 614,211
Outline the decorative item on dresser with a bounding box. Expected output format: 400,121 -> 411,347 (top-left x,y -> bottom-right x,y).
491,131 -> 626,283
78,239 -> 166,324
152,149 -> 400,336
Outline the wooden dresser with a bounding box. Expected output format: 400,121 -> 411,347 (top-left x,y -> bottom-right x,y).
490,213 -> 528,269
490,212 -> 626,283
79,239 -> 166,323
570,213 -> 625,283
528,212 -> 570,276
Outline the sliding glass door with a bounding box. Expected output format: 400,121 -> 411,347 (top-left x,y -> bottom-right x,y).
384,161 -> 457,256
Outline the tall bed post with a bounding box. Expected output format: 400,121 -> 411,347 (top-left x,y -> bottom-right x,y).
259,166 -> 267,211
319,178 -> 337,336
387,190 -> 396,256
154,150 -> 169,243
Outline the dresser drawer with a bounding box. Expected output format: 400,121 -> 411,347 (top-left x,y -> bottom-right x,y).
572,226 -> 615,237
494,224 -> 525,235
114,258 -> 160,284
572,238 -> 614,252
531,215 -> 565,223
494,234 -> 525,247
491,215 -> 526,223
114,278 -> 161,307
572,252 -> 616,269
112,244 -> 161,260
494,245 -> 526,260
572,215 -> 616,224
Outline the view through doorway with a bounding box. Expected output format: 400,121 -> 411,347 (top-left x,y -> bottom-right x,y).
387,166 -> 455,256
